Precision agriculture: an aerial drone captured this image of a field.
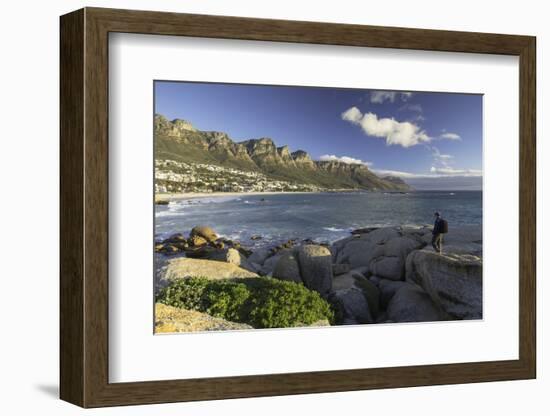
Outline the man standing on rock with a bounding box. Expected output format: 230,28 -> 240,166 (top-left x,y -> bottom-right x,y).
432,212 -> 445,254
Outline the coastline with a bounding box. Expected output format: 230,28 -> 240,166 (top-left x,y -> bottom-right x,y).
156,190 -> 345,202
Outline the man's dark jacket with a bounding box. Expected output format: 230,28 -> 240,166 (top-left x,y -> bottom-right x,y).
433,217 -> 445,235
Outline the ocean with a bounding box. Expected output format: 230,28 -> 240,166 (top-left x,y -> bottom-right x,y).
155,191 -> 482,249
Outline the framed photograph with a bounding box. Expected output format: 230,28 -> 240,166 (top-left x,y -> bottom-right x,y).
60,7 -> 536,408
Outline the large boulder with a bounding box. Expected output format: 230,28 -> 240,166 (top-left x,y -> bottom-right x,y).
272,251 -> 302,283
354,277 -> 380,318
333,227 -> 424,279
247,248 -> 272,265
368,236 -> 425,281
378,278 -> 407,309
332,263 -> 351,276
297,245 -> 333,297
331,288 -> 373,324
386,283 -> 446,323
190,235 -> 208,247
335,238 -> 379,269
332,271 -> 360,292
332,270 -> 380,317
190,225 -> 218,243
259,250 -> 288,276
369,275 -> 382,286
406,249 -> 482,319
162,258 -> 258,283
330,236 -> 355,262
155,303 -> 252,333
209,248 -> 257,273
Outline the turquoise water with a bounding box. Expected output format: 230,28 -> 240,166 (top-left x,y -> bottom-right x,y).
155,191 -> 482,249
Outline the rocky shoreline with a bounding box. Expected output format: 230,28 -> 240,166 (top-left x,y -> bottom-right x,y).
154,224 -> 482,332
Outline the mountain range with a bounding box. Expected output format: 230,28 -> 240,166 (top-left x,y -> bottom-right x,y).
154,114 -> 410,191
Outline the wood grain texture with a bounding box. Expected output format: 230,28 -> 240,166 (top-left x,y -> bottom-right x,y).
518,38 -> 537,376
59,8 -> 85,407
59,7 -> 537,408
83,10 -> 110,406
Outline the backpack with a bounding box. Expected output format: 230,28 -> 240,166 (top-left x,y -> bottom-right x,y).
441,219 -> 448,234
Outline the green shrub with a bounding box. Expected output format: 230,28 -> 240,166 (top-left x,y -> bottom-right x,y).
156,277 -> 334,328
157,276 -> 209,310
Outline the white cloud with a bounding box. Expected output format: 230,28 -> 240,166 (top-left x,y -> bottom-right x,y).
372,167 -> 482,179
341,107 -> 363,123
370,91 -> 413,104
430,167 -> 482,177
440,132 -> 461,140
373,169 -> 430,179
370,91 -> 396,103
319,154 -> 372,166
342,107 -> 431,148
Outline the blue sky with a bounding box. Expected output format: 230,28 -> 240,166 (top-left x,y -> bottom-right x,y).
155,81 -> 482,190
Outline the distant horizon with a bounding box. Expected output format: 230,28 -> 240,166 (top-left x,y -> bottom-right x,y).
155,81 -> 483,191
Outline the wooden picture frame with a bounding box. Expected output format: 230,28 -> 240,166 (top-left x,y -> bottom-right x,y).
60,7 -> 536,408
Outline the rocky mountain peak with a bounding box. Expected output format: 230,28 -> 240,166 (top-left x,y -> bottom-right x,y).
277,145 -> 292,159
171,118 -> 197,132
289,150 -> 315,170
256,137 -> 276,147
155,115 -> 198,138
203,131 -> 232,144
240,138 -> 277,156
154,114 -> 170,131
291,150 -> 312,162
